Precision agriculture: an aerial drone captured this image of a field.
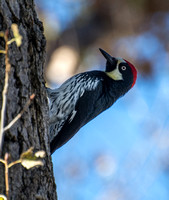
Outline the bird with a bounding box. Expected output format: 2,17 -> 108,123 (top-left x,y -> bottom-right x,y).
47,48 -> 137,154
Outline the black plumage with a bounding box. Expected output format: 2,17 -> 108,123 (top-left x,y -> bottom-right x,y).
47,49 -> 137,154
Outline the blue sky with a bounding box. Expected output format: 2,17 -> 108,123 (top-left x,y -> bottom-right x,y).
35,1 -> 169,199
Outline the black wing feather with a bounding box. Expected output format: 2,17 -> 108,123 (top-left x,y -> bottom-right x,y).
50,82 -> 105,154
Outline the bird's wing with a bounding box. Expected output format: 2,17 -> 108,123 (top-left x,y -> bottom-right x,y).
50,80 -> 106,154
47,72 -> 101,146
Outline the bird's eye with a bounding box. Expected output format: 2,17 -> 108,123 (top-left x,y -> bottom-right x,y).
121,66 -> 126,71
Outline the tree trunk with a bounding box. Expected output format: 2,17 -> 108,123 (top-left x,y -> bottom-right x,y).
0,0 -> 57,199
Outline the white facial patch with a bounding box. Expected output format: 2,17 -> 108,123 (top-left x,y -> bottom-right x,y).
106,58 -> 125,81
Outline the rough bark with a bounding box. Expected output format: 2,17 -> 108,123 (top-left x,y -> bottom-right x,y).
0,0 -> 57,199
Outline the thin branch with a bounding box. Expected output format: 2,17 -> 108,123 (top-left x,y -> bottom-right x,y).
0,50 -> 6,54
0,158 -> 5,164
4,94 -> 35,132
7,38 -> 16,45
8,159 -> 21,169
0,31 -> 10,153
4,153 -> 9,199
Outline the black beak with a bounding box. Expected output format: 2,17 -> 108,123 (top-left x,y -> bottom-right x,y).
99,48 -> 116,63
99,48 -> 117,71
99,48 -> 112,60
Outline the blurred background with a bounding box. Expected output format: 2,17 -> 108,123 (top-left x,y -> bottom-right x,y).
35,0 -> 169,199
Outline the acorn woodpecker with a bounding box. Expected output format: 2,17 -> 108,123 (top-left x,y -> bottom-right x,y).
47,49 -> 137,154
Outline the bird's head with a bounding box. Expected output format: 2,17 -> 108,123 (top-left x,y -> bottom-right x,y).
99,48 -> 137,88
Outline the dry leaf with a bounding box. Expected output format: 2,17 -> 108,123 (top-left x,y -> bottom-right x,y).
20,147 -> 45,169
0,32 -> 4,37
11,24 -> 22,47
20,147 -> 34,159
35,150 -> 46,158
0,194 -> 7,200
21,159 -> 44,169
